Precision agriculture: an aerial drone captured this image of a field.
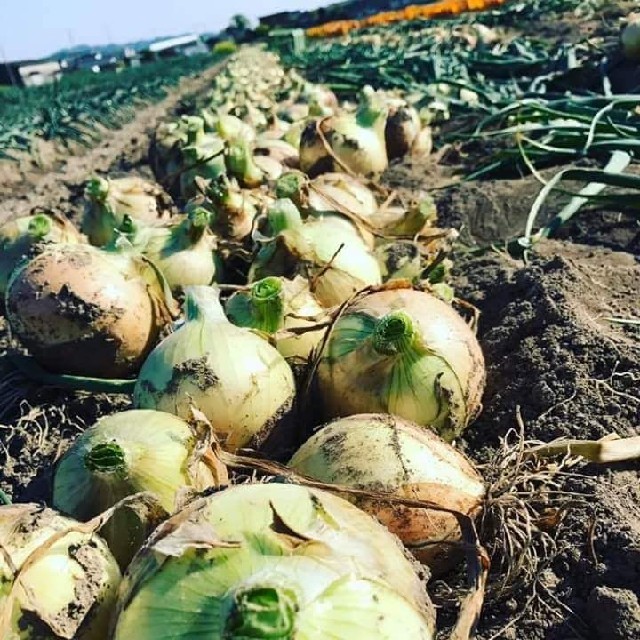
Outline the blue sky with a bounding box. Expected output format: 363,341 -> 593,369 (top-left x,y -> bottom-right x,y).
0,0 -> 327,61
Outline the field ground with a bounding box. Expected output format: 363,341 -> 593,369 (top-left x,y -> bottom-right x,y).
0,5 -> 638,639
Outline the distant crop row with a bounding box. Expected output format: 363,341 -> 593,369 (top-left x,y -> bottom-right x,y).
0,54 -> 219,160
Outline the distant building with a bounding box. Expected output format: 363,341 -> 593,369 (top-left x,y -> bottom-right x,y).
0,59 -> 61,87
142,34 -> 208,61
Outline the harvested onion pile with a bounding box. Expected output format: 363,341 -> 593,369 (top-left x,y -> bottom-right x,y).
0,47 -> 488,640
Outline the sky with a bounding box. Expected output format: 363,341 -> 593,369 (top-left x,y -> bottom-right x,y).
0,0 -> 328,62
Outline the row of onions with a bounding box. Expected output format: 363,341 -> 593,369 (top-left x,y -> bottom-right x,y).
0,47 -> 488,638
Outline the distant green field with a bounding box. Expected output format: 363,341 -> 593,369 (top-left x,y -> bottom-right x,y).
0,54 -> 220,159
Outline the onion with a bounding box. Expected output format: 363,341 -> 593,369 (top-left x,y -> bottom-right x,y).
178,129 -> 227,201
149,119 -> 189,182
226,138 -> 265,188
0,212 -> 84,296
253,155 -> 285,181
137,206 -> 220,292
82,176 -> 174,247
411,126 -> 434,158
197,174 -> 257,242
622,15 -> 640,61
52,409 -> 216,567
111,483 -> 435,639
134,286 -> 296,453
5,243 -> 175,379
249,199 -> 382,308
385,102 -> 421,161
283,120 -> 305,149
226,276 -> 327,362
215,113 -> 256,144
255,137 -> 300,166
279,102 -> 310,123
289,414 -> 485,572
313,285 -> 485,440
300,86 -> 389,177
301,83 -> 339,112
0,504 -> 120,640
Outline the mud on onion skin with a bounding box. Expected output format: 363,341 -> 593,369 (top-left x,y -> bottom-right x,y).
134,285 -> 296,454
0,211 -> 84,296
313,285 -> 485,441
0,504 -> 121,640
5,243 -> 175,379
289,413 -> 485,573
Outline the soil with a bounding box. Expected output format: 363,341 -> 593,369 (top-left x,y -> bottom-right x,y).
0,9 -> 639,640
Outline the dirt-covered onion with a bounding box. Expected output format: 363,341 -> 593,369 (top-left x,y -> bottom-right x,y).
289,414 -> 485,571
82,176 -> 174,247
111,483 -> 435,639
5,243 -> 175,379
385,101 -> 421,160
300,86 -> 389,177
0,504 -> 120,640
250,199 -> 381,308
226,276 -> 327,362
52,409 -> 216,567
134,286 -> 296,453
313,285 -> 485,440
0,212 -> 83,296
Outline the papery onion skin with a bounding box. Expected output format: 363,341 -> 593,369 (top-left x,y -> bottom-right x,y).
5,244 -> 173,378
52,409 -> 215,568
313,287 -> 485,440
111,483 -> 435,639
134,286 -> 296,454
0,504 -> 121,640
289,414 -> 485,572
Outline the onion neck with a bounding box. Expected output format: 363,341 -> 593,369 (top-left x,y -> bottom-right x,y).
27,214 -> 52,239
275,172 -> 307,202
186,207 -> 210,244
186,117 -> 206,146
228,140 -> 263,187
356,87 -> 388,131
84,442 -> 126,474
228,587 -> 296,639
250,278 -> 285,333
373,311 -> 416,356
86,177 -> 110,202
185,285 -> 228,324
267,199 -> 302,236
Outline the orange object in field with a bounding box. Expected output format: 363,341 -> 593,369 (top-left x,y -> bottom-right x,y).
306,0 -> 509,38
